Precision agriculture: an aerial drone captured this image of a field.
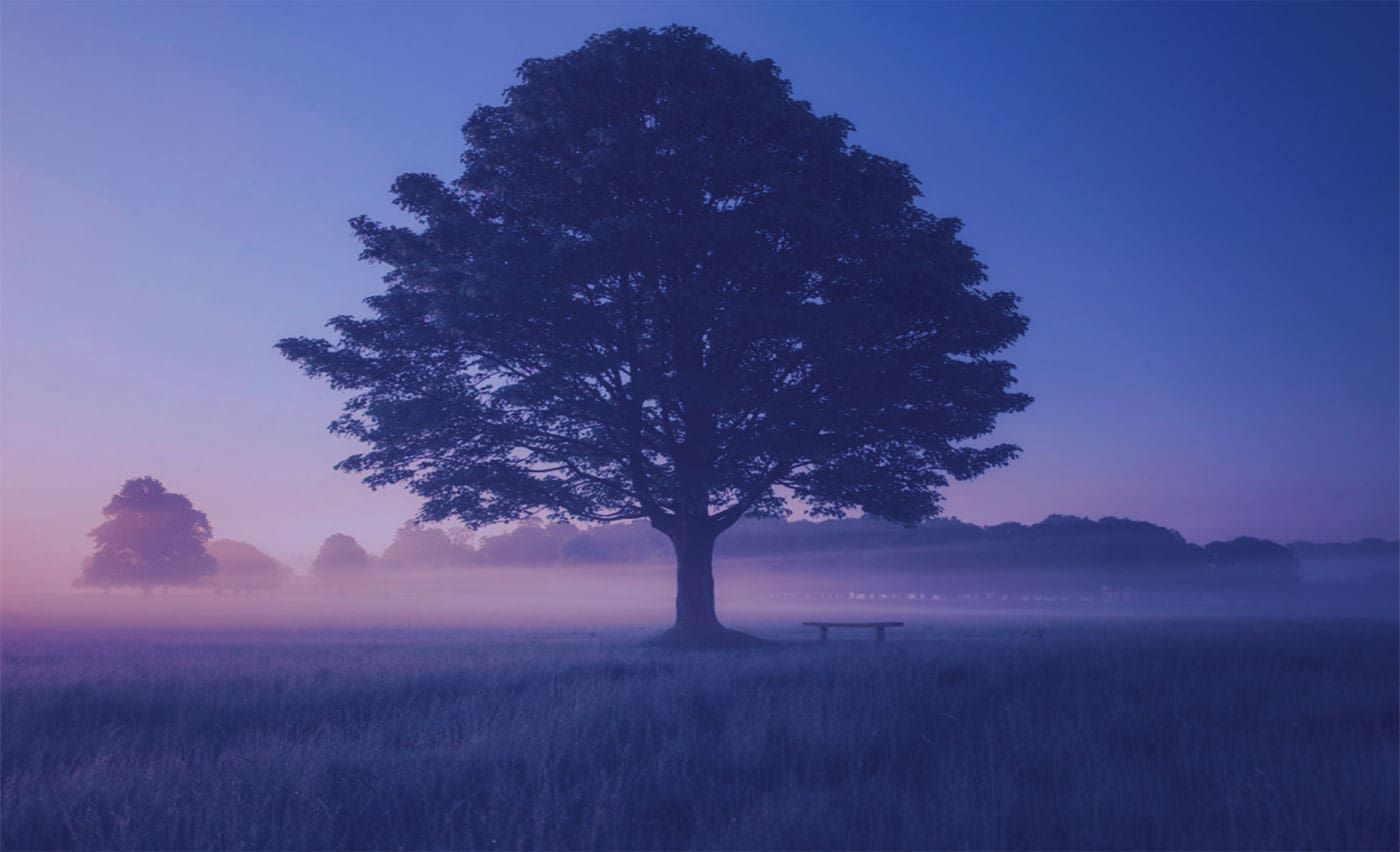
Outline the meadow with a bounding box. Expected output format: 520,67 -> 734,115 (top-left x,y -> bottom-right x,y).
2,617 -> 1396,850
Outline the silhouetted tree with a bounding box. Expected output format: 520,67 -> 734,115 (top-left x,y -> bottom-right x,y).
80,477 -> 216,593
1289,538 -> 1400,584
559,532 -> 611,564
979,515 -> 1204,571
1204,537 -> 1300,586
312,533 -> 370,591
383,520 -> 470,568
476,520 -> 582,566
278,26 -> 1030,643
206,539 -> 284,594
586,520 -> 675,564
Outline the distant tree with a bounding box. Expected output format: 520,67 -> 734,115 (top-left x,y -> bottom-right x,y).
383,521 -> 470,568
79,477 -> 216,593
1204,537 -> 1300,586
577,520 -> 673,564
1289,538 -> 1400,584
278,26 -> 1030,643
1000,515 -> 1203,569
475,521 -> 582,566
206,539 -> 284,594
312,533 -> 371,590
445,525 -> 477,552
559,532 -> 611,564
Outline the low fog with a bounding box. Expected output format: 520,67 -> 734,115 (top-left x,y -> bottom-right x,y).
4,515 -> 1395,635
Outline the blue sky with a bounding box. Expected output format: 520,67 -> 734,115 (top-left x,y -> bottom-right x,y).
2,2 -> 1396,582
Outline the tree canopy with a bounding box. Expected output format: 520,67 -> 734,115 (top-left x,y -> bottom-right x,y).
279,26 -> 1030,638
383,521 -> 470,568
311,533 -> 371,585
80,477 -> 216,591
1204,537 -> 1300,585
206,539 -> 285,592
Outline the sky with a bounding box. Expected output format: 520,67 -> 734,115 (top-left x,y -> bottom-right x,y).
2,2 -> 1397,588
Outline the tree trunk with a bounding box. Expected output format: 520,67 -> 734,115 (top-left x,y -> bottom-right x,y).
645,514 -> 763,647
672,522 -> 721,635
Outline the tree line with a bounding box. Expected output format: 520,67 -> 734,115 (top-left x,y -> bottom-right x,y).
77,477 -> 1394,594
349,513 -> 1318,589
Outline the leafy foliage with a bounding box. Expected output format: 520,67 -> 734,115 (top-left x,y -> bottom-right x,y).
79,477 -> 216,590
278,26 -> 1030,538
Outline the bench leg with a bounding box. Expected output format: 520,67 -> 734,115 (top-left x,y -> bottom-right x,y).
819,625 -> 828,643
875,626 -> 886,643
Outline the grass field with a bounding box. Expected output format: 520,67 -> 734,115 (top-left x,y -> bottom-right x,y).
2,618 -> 1396,850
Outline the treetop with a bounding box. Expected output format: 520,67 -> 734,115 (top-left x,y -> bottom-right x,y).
279,25 -> 1030,535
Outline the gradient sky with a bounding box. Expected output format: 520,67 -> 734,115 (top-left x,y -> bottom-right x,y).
2,2 -> 1396,586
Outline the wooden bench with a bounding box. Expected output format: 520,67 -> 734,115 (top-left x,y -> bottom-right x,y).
803,621 -> 904,643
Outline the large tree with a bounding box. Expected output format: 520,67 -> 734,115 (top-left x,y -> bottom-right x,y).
80,477 -> 216,593
279,26 -> 1030,643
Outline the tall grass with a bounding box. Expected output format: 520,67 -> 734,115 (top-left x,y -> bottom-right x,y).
2,619 -> 1396,850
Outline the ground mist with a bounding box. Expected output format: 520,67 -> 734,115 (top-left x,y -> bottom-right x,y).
2,619 -> 1396,850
